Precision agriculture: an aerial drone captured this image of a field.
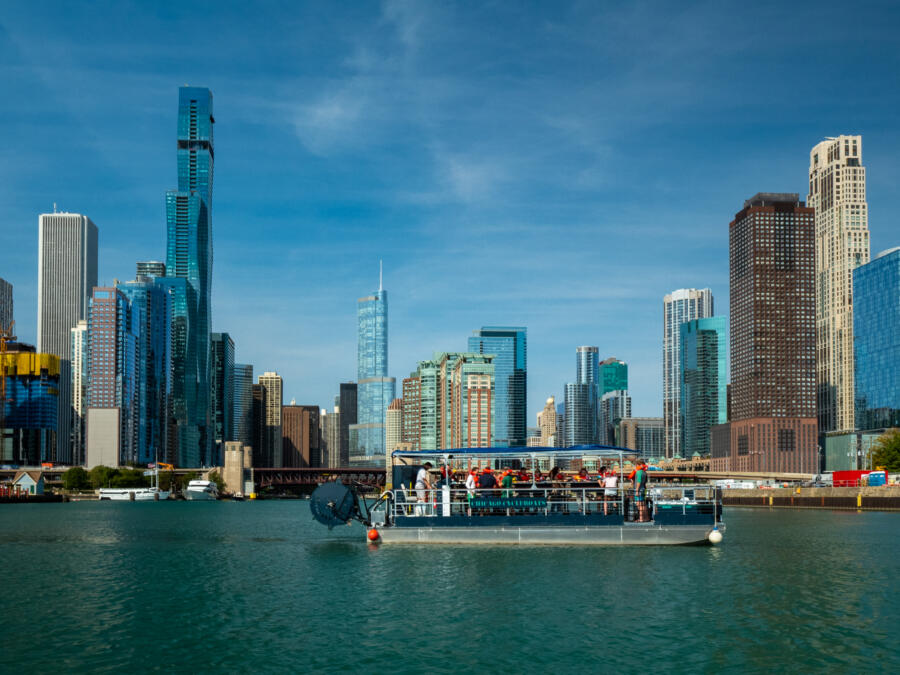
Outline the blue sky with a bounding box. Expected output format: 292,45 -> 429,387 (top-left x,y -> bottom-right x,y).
1,0 -> 899,421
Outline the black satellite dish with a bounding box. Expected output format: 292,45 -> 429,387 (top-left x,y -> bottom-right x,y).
309,480 -> 361,529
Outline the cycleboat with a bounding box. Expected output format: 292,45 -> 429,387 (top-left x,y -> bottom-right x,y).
310,446 -> 724,546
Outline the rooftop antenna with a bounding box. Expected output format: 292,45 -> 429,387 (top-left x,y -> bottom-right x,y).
53,202 -> 57,213
379,259 -> 383,292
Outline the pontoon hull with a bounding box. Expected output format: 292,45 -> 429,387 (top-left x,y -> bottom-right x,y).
371,523 -> 722,545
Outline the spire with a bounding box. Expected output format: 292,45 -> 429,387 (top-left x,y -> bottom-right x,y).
379,259 -> 383,292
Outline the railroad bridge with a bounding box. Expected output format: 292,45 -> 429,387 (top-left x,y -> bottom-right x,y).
254,467 -> 385,489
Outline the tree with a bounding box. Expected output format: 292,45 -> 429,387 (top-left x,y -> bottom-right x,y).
63,466 -> 90,491
109,469 -> 150,488
207,470 -> 225,493
870,429 -> 900,472
89,465 -> 119,489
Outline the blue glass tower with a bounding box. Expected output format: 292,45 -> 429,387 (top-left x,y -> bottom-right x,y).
679,316 -> 727,457
468,327 -> 527,446
854,247 -> 900,430
118,278 -> 171,465
166,86 -> 214,466
349,276 -> 395,464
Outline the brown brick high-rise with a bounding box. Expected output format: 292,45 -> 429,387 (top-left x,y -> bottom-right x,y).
721,193 -> 818,473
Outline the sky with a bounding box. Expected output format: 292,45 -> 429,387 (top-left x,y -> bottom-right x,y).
1,0 -> 899,422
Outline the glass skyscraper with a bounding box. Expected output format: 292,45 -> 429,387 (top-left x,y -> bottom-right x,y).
468,327 -> 527,446
166,86 -> 214,466
350,285 -> 395,464
564,346 -> 599,446
599,357 -> 628,395
233,363 -> 253,449
118,278 -> 171,465
679,316 -> 727,457
854,247 -> 900,430
211,332 -> 235,465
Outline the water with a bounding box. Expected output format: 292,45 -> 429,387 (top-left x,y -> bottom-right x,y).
1,503 -> 897,674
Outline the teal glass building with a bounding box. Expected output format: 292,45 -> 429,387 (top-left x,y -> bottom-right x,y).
679,316 -> 727,457
468,327 -> 527,446
350,287 -> 395,464
853,247 -> 900,430
599,358 -> 628,395
165,86 -> 214,466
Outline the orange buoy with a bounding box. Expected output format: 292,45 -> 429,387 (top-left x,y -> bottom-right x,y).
367,528 -> 380,542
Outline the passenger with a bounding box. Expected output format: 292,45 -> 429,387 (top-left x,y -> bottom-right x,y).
533,469 -> 544,483
603,469 -> 619,516
631,461 -> 649,522
415,462 -> 433,516
477,467 -> 498,493
465,469 -> 477,516
500,469 -> 514,498
577,467 -> 589,481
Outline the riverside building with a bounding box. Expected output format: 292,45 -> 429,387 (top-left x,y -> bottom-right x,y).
853,247 -> 900,431
663,288 -> 714,459
37,212 -> 98,464
808,136 -> 870,434
468,327 -> 527,446
350,274 -> 396,465
679,317 -> 727,458
716,193 -> 817,473
166,86 -> 215,466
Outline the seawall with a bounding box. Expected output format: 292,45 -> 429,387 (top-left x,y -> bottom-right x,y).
723,487 -> 900,511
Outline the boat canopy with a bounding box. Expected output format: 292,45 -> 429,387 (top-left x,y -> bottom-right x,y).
391,445 -> 638,460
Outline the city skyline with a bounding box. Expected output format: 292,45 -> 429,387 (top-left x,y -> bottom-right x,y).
2,2 -> 899,423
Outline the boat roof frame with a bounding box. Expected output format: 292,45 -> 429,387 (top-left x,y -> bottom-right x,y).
391,444 -> 638,460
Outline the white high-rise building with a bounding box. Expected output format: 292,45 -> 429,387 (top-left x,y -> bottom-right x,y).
258,372 -> 283,467
38,212 -> 98,464
70,320 -> 88,465
808,135 -> 870,433
663,288 -> 713,458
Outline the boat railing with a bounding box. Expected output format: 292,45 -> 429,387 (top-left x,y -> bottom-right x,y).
386,484 -> 720,521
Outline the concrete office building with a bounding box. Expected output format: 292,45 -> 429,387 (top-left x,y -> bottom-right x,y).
85,407 -> 121,469
38,212 -> 98,463
385,398 -> 402,452
808,135 -> 870,433
716,193 -> 817,473
537,396 -> 559,447
257,372 -> 283,467
663,288 -> 714,459
282,404 -> 320,467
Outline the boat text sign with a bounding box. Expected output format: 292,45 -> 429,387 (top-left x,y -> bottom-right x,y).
471,497 -> 547,509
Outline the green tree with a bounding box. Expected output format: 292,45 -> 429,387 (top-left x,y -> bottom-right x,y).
870,429 -> 900,472
89,465 -> 119,489
109,469 -> 150,488
207,470 -> 225,493
63,466 -> 91,491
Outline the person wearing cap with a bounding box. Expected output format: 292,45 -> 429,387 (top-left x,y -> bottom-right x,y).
629,460 -> 649,522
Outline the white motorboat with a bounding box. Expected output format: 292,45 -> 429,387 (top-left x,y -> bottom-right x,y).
99,487 -> 170,501
184,479 -> 219,501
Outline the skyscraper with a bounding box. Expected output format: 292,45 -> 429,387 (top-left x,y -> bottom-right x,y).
537,396 -> 559,446
166,86 -> 214,466
599,357 -> 627,395
233,363 -> 253,448
468,327 -> 526,446
136,261 -> 166,280
337,382 -> 357,467
808,135 -> 870,433
350,278 -> 395,464
679,316 -> 727,458
37,212 -> 98,463
599,390 -> 631,445
0,277 -> 11,329
70,321 -> 88,465
449,354 -> 495,448
564,346 -> 599,446
210,332 -> 235,463
616,417 -> 665,460
86,287 -> 139,465
853,247 -> 900,431
1,346 -> 59,465
725,193 -> 817,473
257,372 -> 283,467
385,398 -> 402,453
282,405 -> 320,468
118,277 -> 171,465
663,288 -> 714,458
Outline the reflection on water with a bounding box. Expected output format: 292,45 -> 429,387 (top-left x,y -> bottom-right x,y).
0,503 -> 897,673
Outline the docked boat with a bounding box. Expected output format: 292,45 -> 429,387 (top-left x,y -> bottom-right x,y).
184,479 -> 219,501
310,446 -> 724,546
99,487 -> 170,501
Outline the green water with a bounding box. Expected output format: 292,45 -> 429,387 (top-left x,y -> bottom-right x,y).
1,503 -> 897,673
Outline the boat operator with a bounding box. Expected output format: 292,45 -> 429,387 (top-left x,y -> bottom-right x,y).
415,462 -> 434,516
